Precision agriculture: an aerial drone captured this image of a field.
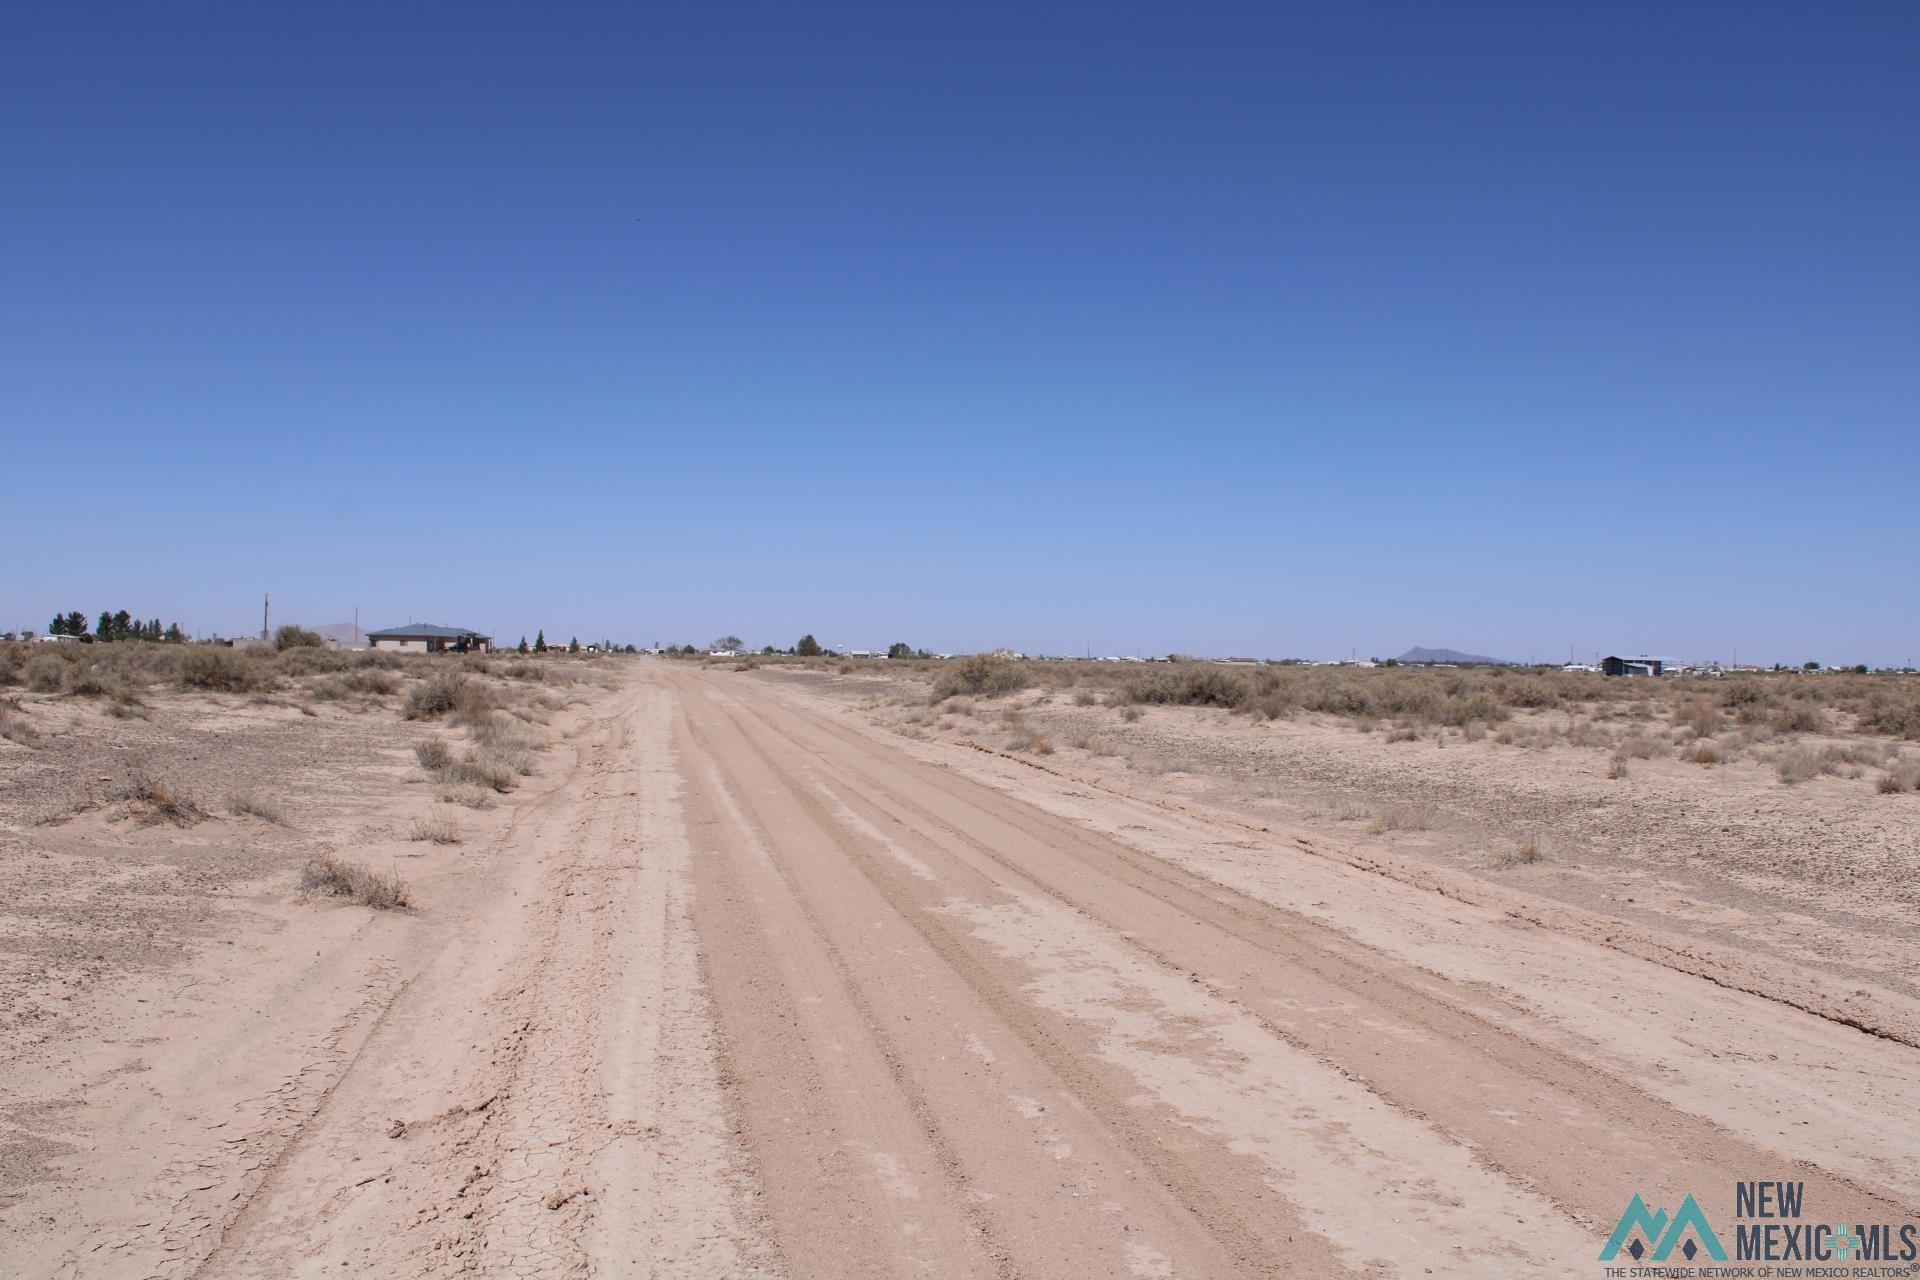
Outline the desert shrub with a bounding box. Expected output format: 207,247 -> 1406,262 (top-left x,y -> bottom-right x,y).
930,655 -> 1030,701
1119,704 -> 1142,722
26,654 -> 68,692
409,814 -> 462,844
1370,803 -> 1432,832
1607,757 -> 1629,780
344,668 -> 399,696
1877,758 -> 1920,794
1386,726 -> 1420,743
301,856 -> 410,909
61,661 -> 139,704
1122,664 -> 1252,709
1861,694 -> 1920,740
1685,740 -> 1722,765
450,681 -> 497,726
224,789 -> 286,825
404,672 -> 467,720
1007,725 -> 1052,754
415,738 -> 453,770
180,646 -> 268,692
1771,704 -> 1826,735
1614,735 -> 1664,759
0,698 -> 36,745
1777,746 -> 1835,785
274,625 -> 324,652
1071,688 -> 1097,706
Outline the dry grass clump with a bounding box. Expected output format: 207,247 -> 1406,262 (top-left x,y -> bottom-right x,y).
930,655 -> 1031,702
301,856 -> 411,909
409,814 -> 462,844
116,769 -> 206,826
1118,704 -> 1143,722
415,738 -> 453,770
1386,726 -> 1420,743
437,781 -> 496,809
452,749 -> 523,792
404,672 -> 468,720
225,788 -> 287,825
1606,757 -> 1629,780
1370,802 -> 1433,833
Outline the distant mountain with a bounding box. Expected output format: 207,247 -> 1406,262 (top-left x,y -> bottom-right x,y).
1396,646 -> 1514,666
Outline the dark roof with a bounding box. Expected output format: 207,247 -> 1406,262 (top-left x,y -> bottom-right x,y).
366,624 -> 490,639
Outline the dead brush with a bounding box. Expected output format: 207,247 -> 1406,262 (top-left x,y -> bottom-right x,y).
1606,757 -> 1630,780
301,855 -> 411,910
415,738 -> 453,771
1006,724 -> 1052,754
116,769 -> 206,827
224,788 -> 287,825
1492,833 -> 1542,868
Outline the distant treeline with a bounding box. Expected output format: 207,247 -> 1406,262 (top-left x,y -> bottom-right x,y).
46,610 -> 185,643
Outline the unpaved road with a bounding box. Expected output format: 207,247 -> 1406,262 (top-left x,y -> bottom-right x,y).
8,661 -> 1919,1277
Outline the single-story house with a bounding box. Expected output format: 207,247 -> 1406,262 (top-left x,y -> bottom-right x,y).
366,624 -> 493,654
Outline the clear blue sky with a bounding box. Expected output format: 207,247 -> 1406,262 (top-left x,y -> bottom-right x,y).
5,5 -> 1915,665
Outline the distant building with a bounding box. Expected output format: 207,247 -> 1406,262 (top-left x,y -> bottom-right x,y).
366,624 -> 493,654
1601,655 -> 1672,677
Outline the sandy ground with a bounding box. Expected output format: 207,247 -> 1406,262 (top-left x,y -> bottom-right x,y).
2,660 -> 1916,1277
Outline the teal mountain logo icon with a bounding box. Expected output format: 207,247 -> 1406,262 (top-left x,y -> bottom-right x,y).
1599,1193 -> 1729,1262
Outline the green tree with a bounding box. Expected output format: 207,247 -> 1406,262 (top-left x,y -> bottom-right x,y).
164,623 -> 184,644
64,611 -> 88,637
795,634 -> 822,657
887,642 -> 913,660
534,630 -> 548,653
98,610 -> 115,640
48,614 -> 67,636
569,636 -> 580,653
111,610 -> 132,640
275,624 -> 324,651
518,636 -> 530,654
714,635 -> 744,653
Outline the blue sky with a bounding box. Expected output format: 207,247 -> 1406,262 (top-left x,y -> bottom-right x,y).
5,5 -> 1915,665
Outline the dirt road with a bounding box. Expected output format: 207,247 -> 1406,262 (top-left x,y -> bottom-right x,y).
9,662 -> 1918,1277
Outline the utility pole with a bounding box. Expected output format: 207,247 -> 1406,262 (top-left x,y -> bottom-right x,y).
262,593 -> 269,642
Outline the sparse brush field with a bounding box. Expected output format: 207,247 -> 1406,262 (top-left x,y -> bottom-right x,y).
0,639 -> 618,1082
743,656 -> 1920,1002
